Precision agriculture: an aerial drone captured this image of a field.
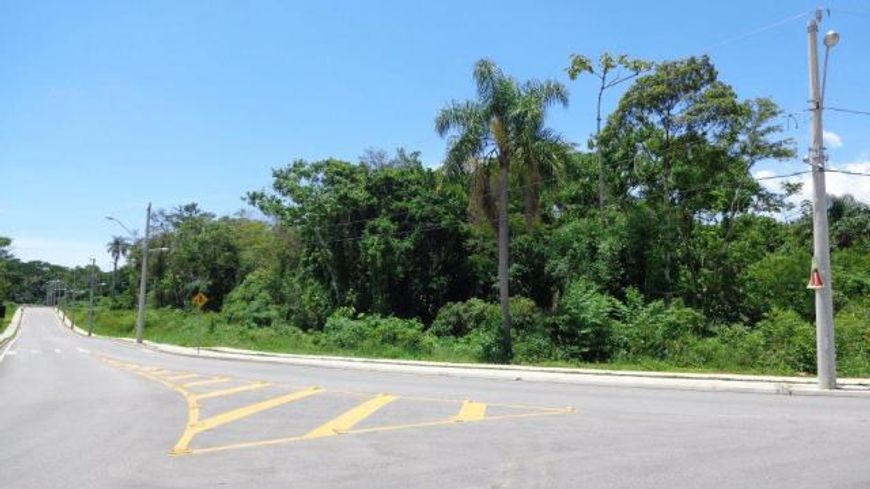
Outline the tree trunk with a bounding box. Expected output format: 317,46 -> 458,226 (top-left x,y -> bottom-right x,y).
662,131 -> 672,305
596,80 -> 606,208
111,258 -> 118,299
497,155 -> 513,362
522,162 -> 540,232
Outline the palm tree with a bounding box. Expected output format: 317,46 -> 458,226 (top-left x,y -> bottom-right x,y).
436,59 -> 568,362
106,236 -> 131,297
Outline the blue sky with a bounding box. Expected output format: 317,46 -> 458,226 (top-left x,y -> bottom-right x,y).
1,0 -> 869,269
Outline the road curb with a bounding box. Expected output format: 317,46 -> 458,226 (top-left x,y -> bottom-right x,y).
0,307 -> 24,351
52,308 -> 870,399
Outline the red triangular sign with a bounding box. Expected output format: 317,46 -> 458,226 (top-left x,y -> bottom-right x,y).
807,268 -> 824,289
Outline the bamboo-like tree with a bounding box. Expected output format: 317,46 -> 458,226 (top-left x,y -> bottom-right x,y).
567,53 -> 653,208
106,235 -> 131,297
436,59 -> 567,361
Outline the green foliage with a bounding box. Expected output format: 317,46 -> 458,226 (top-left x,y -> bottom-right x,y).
322,310 -> 435,358
754,309 -> 816,373
222,269 -> 280,328
835,300 -> 870,376
551,280 -> 620,361
430,298 -> 498,337
5,55 -> 868,377
249,153 -> 476,324
743,249 -> 813,321
613,290 -> 708,361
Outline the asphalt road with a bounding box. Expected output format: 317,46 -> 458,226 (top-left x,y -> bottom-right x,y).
1,307 -> 869,489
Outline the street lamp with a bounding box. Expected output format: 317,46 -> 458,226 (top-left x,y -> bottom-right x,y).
807,11 -> 839,389
824,30 -> 840,48
106,203 -> 167,344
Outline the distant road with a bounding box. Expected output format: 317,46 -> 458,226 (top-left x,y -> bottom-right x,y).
1,307 -> 868,489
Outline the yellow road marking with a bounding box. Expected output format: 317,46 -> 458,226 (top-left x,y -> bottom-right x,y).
194,381 -> 270,400
166,373 -> 199,381
304,394 -> 397,439
94,355 -> 576,457
190,408 -> 574,455
193,386 -> 322,432
184,377 -> 231,387
453,400 -> 487,422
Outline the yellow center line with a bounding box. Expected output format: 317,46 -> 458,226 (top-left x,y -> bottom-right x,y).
183,377 -> 231,388
193,386 -> 322,432
165,373 -> 200,381
452,400 -> 487,422
194,381 -> 271,400
304,393 -> 397,439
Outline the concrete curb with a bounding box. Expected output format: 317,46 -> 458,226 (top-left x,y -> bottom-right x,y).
0,307 -> 24,350
53,308 -> 870,399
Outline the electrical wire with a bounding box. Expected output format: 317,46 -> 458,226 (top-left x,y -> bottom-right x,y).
827,107 -> 870,117
827,168 -> 870,177
755,170 -> 811,181
699,10 -> 813,54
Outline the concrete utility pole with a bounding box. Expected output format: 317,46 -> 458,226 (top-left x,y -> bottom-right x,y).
135,203 -> 152,344
807,10 -> 839,389
87,258 -> 96,337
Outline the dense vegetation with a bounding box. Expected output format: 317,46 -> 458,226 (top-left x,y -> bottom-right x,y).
3,55 -> 869,375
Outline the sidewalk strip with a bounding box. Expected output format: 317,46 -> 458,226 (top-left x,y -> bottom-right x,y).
452,400 -> 487,422
194,381 -> 270,400
304,393 -> 397,439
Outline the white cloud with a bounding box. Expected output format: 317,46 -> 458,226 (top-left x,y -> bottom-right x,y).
823,130 -> 843,148
755,160 -> 870,209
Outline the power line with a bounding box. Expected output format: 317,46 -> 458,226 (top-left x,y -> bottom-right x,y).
831,8 -> 870,18
827,107 -> 870,117
827,168 -> 870,177
755,170 -> 811,181
700,10 -> 812,53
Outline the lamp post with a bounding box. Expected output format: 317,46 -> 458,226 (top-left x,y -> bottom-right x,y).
107,203 -> 161,344
87,258 -> 96,337
807,9 -> 839,389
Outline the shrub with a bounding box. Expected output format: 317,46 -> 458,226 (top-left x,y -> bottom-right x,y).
322,310 -> 435,357
755,308 -> 816,374
835,299 -> 870,376
222,269 -> 280,327
429,298 -> 499,337
613,289 -> 708,361
551,279 -> 621,362
430,297 -> 551,363
284,275 -> 332,331
742,251 -> 813,322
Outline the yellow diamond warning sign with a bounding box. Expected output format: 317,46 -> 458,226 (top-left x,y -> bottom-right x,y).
192,292 -> 208,308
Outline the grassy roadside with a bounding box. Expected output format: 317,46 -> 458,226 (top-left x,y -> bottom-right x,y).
59,304 -> 861,377
1,302 -> 17,335
62,305 -> 476,362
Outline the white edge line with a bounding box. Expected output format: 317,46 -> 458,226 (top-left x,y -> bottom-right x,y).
0,326 -> 22,364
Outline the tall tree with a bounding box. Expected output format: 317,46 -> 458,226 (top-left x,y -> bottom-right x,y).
436,59 -> 567,361
600,56 -> 743,301
567,52 -> 653,208
106,236 -> 131,298
600,56 -> 793,307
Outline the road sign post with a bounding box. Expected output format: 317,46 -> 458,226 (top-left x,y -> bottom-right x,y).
192,292 -> 208,355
